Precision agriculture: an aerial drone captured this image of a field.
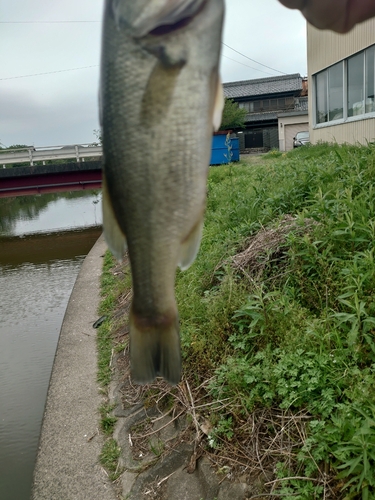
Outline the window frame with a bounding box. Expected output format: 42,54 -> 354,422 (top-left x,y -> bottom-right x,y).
313,44 -> 375,129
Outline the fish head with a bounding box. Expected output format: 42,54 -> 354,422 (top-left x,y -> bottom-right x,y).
101,0 -> 225,130
106,0 -> 224,68
110,0 -> 209,37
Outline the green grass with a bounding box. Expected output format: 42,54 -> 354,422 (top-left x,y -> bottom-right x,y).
98,143 -> 375,498
174,143 -> 375,499
97,251 -> 131,386
99,438 -> 122,481
97,251 -> 130,482
97,251 -> 117,386
99,403 -> 117,435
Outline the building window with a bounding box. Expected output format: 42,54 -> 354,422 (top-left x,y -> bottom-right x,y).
314,44 -> 375,125
315,62 -> 343,124
329,63 -> 344,120
316,70 -> 328,123
348,52 -> 364,117
366,45 -> 375,113
238,97 -> 296,114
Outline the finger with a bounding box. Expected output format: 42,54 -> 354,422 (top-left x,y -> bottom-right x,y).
279,0 -> 375,33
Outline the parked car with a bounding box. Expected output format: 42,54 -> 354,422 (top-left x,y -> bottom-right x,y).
293,131 -> 310,148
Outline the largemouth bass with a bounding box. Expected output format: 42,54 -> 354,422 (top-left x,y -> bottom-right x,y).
100,0 -> 224,384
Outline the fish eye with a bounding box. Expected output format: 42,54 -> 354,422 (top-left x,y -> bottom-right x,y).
149,0 -> 208,37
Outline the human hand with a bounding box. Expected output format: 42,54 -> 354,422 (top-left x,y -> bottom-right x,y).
278,0 -> 375,33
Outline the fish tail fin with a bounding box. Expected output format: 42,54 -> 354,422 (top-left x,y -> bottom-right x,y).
129,306 -> 181,385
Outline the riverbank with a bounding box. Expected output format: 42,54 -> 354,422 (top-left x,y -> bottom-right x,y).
98,145 -> 375,499
31,144 -> 375,499
0,226 -> 101,266
31,234 -> 116,500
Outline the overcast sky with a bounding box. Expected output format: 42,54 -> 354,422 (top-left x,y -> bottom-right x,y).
0,0 -> 307,148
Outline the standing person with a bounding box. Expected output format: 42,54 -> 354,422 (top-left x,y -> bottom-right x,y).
279,0 -> 375,33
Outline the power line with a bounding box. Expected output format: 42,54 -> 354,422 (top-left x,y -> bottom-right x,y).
0,65 -> 98,81
1,58 -> 274,83
0,44 -> 284,82
222,42 -> 287,75
222,54 -> 274,76
2,23 -> 287,76
0,20 -> 100,24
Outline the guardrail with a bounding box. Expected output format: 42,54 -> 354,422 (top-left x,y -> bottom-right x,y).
0,144 -> 102,167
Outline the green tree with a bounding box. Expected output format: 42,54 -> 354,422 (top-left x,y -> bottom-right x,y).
220,98 -> 247,131
0,144 -> 30,153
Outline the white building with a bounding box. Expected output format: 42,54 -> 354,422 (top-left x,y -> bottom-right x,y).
223,74 -> 308,152
308,18 -> 375,145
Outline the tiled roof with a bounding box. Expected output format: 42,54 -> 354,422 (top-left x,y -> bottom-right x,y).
223,73 -> 303,99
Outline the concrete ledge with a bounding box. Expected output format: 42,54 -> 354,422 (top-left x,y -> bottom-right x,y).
32,234 -> 116,500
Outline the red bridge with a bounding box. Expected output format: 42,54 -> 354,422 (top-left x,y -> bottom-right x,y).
0,144 -> 103,198
0,161 -> 102,198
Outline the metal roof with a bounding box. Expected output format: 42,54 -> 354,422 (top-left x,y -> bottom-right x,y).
223,73 -> 303,99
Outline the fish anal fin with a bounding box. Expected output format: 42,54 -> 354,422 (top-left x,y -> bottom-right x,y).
102,176 -> 127,261
178,217 -> 204,271
129,306 -> 181,385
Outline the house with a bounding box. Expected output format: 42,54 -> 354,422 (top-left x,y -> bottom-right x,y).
223,73 -> 308,152
307,18 -> 375,145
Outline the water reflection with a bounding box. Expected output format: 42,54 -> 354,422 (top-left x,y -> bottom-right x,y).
0,190 -> 103,500
0,190 -> 102,236
0,258 -> 85,498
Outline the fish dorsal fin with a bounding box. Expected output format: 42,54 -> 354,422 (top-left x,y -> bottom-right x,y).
178,216 -> 204,270
102,175 -> 127,261
112,0 -> 206,36
213,76 -> 224,132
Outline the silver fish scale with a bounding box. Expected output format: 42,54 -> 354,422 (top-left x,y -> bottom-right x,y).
100,0 -> 224,383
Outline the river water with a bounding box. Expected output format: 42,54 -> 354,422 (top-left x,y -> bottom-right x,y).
0,191 -> 102,500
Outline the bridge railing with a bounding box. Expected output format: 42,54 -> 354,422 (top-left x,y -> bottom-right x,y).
0,144 -> 103,167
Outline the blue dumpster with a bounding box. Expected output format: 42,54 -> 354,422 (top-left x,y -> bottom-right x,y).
210,134 -> 240,165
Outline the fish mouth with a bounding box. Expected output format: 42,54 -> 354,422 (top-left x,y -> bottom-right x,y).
149,0 -> 209,36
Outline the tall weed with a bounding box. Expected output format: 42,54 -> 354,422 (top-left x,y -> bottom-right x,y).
175,143 -> 375,498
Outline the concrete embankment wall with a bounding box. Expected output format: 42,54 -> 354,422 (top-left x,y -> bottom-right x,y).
32,234 -> 116,500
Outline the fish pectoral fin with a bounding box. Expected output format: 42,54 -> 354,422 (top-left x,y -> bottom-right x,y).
129,307 -> 181,385
213,76 -> 224,132
102,176 -> 127,261
178,217 -> 204,271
